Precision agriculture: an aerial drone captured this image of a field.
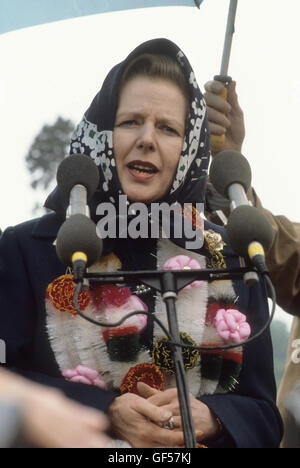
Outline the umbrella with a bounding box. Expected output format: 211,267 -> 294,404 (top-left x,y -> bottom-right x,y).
211,0 -> 238,153
0,0 -> 203,35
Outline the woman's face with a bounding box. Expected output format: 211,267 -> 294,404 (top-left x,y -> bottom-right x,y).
113,76 -> 187,203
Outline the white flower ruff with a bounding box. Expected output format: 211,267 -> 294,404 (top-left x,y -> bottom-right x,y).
46,237 -> 243,396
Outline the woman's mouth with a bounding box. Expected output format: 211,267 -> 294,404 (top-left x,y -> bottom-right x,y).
127,161 -> 158,180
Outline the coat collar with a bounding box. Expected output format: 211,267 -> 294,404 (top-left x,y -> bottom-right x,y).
31,213 -> 64,239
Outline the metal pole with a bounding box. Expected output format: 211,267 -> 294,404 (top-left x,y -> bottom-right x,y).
220,0 -> 238,76
161,271 -> 197,448
212,0 -> 239,153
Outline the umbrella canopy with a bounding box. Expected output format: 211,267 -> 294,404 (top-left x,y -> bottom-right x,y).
0,0 -> 203,34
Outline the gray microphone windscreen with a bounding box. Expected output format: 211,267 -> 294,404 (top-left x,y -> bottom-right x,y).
226,205 -> 274,258
56,214 -> 102,267
209,150 -> 252,198
57,154 -> 100,200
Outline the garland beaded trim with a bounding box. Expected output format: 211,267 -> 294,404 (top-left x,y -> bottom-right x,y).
45,232 -> 250,397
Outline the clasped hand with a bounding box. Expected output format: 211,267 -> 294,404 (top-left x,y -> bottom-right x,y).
107,382 -> 218,448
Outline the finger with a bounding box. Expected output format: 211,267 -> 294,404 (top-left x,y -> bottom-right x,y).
172,415 -> 182,429
204,88 -> 232,112
207,121 -> 227,137
226,81 -> 244,115
207,107 -> 231,129
204,80 -> 225,94
137,382 -> 160,398
151,425 -> 185,447
172,416 -> 204,442
125,415 -> 184,448
153,424 -> 203,448
147,391 -> 176,407
135,397 -> 172,424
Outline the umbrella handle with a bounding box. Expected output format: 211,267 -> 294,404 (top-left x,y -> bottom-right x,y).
210,75 -> 232,155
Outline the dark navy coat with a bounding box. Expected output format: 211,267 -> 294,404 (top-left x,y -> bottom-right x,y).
0,213 -> 283,447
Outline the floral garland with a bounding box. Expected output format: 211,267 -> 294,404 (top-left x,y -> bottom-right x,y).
45,235 -> 251,398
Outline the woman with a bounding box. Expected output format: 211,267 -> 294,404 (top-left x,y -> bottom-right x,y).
0,38 -> 282,448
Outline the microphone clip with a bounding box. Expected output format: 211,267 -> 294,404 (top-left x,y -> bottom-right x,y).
72,252 -> 88,283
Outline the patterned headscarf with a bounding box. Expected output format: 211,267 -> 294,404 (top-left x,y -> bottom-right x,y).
45,38 -> 210,219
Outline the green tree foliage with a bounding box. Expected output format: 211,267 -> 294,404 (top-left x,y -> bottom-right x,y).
270,319 -> 290,387
25,116 -> 75,191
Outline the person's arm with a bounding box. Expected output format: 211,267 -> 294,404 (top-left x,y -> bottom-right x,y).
0,225 -> 115,413
203,80 -> 245,221
204,79 -> 300,316
248,189 -> 300,315
0,368 -> 110,448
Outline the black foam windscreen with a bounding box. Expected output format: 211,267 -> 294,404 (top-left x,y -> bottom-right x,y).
209,150 -> 252,198
56,154 -> 100,201
226,205 -> 274,258
56,214 -> 102,267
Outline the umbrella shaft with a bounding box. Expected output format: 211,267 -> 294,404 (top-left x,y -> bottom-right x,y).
220,0 -> 238,76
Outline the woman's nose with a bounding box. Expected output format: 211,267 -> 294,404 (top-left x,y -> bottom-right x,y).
136,123 -> 156,152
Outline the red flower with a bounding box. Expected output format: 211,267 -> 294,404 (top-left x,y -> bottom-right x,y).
120,363 -> 165,395
102,325 -> 139,343
46,274 -> 89,315
90,284 -> 131,310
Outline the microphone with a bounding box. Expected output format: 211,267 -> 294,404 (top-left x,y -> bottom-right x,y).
55,154 -> 102,281
56,154 -> 100,217
56,214 -> 102,282
209,150 -> 274,273
226,205 -> 274,274
209,150 -> 252,210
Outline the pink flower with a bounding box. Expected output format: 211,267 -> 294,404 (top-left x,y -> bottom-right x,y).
125,296 -> 148,332
163,255 -> 203,289
215,309 -> 251,343
62,365 -> 107,389
105,295 -> 148,332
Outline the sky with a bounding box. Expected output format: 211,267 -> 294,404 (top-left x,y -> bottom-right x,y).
1,0 -> 299,327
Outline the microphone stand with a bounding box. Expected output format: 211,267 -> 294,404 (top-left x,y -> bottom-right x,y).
80,265 -> 260,448
160,270 -> 197,447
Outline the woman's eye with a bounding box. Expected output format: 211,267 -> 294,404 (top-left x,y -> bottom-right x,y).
120,119 -> 138,126
161,125 -> 178,135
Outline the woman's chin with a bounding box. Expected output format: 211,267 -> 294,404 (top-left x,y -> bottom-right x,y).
127,194 -> 155,204
125,188 -> 160,205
